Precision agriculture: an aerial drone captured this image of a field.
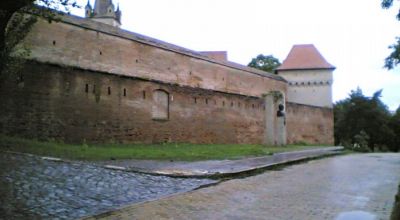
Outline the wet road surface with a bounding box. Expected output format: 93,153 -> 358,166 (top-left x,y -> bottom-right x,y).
0,152 -> 215,219
87,153 -> 400,220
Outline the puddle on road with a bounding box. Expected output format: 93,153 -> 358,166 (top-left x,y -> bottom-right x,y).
335,211 -> 376,220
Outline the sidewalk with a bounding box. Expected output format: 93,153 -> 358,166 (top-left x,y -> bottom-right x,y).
97,146 -> 344,178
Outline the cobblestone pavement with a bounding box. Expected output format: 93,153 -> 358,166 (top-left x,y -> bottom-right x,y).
0,153 -> 216,220
86,153 -> 400,220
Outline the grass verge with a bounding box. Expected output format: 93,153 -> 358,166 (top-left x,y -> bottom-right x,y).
0,134 -> 331,161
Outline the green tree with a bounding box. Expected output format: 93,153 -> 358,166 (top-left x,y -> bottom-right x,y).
381,0 -> 400,69
248,54 -> 281,73
334,88 -> 395,151
389,106 -> 400,152
0,0 -> 78,77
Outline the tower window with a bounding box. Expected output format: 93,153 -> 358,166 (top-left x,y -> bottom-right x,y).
108,87 -> 111,95
123,88 -> 127,97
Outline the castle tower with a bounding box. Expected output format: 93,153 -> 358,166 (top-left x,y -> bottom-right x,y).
85,0 -> 121,27
275,44 -> 335,108
85,1 -> 92,18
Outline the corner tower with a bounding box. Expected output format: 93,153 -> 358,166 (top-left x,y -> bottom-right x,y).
275,44 -> 335,108
85,0 -> 121,27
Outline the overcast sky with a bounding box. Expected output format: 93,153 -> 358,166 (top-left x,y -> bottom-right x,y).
73,0 -> 400,111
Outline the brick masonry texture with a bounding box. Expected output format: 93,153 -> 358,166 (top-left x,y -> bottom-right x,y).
286,103 -> 334,144
0,62 -> 266,144
25,17 -> 287,98
0,13 -> 334,145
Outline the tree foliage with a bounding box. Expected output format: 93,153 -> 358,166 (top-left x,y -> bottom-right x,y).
0,0 -> 78,79
381,0 -> 400,69
334,87 -> 399,152
248,54 -> 281,73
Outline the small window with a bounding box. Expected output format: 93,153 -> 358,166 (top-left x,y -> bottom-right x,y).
123,88 -> 127,97
85,84 -> 89,93
205,99 -> 208,105
194,97 -> 197,104
52,40 -> 56,46
222,101 -> 225,107
108,87 -> 111,95
143,91 -> 146,99
152,90 -> 169,120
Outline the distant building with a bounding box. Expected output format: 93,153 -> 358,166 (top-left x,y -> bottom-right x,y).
85,0 -> 121,27
276,44 -> 335,108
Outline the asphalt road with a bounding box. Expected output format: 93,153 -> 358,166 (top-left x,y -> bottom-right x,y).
87,153 -> 400,220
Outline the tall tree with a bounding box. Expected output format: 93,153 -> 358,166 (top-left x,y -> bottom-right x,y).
389,106 -> 400,152
381,0 -> 400,69
248,54 -> 281,73
334,88 -> 395,151
0,0 -> 78,76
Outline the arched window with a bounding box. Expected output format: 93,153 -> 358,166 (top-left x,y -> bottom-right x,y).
152,90 -> 169,120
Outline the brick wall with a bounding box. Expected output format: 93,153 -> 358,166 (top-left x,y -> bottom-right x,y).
0,62 -> 266,144
286,102 -> 334,145
23,16 -> 286,99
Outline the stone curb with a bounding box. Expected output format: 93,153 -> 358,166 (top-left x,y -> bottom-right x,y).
112,146 -> 345,178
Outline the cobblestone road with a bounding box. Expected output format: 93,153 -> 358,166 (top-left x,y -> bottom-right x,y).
87,153 -> 400,220
0,153 -> 215,220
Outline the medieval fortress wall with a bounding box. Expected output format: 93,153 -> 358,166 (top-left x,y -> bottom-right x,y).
0,10 -> 334,145
26,17 -> 286,98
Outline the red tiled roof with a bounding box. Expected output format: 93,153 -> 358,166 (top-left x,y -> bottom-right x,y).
276,44 -> 335,71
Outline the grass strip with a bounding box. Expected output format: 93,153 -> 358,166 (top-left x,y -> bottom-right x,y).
0,134 -> 330,161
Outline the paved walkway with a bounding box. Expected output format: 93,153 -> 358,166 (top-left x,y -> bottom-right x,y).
0,152 -> 215,220
96,146 -> 343,177
85,153 -> 400,220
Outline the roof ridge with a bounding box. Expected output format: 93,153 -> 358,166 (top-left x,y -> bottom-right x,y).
276,44 -> 335,71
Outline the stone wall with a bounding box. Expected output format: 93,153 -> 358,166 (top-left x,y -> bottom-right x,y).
22,16 -> 286,98
0,13 -> 335,145
0,62 -> 266,144
286,102 -> 334,145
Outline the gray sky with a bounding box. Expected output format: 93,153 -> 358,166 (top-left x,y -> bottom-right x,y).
73,0 -> 400,110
